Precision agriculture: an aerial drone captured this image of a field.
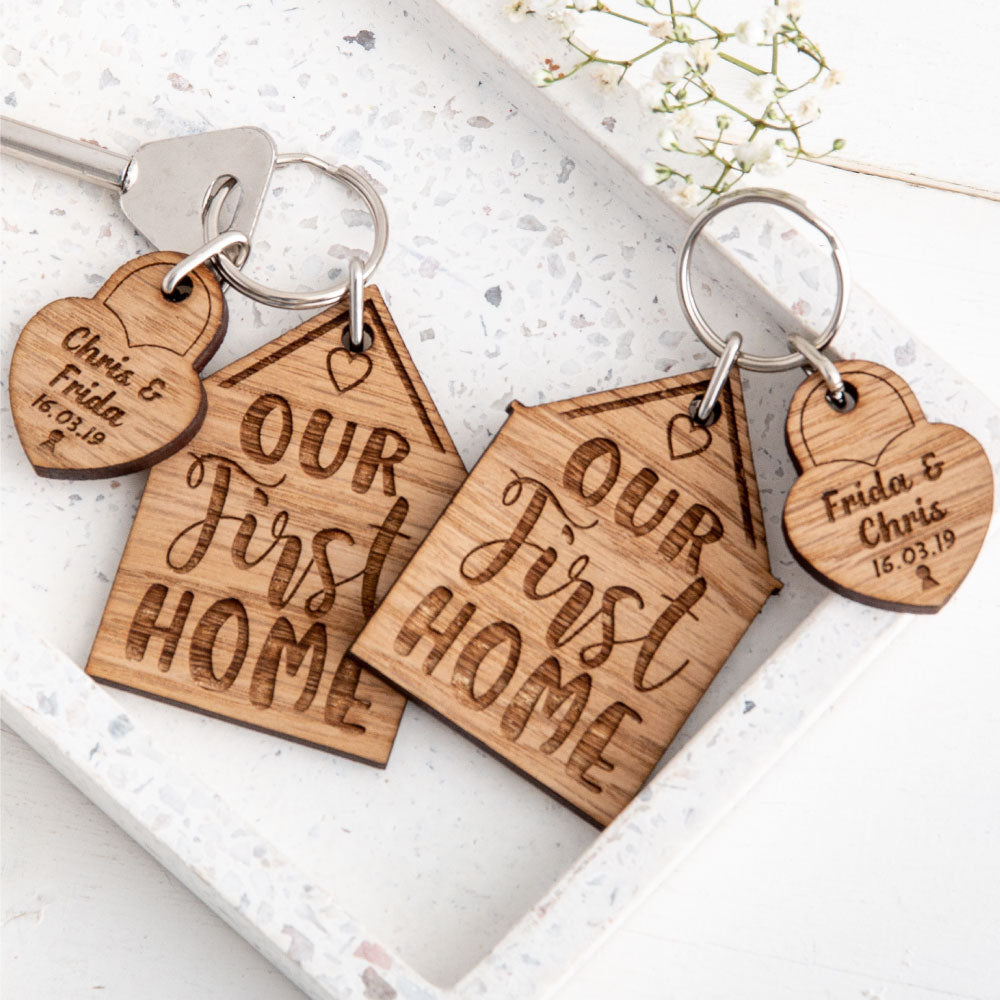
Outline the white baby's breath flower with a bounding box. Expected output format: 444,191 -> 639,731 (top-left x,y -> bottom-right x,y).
755,142 -> 788,176
648,20 -> 675,40
745,72 -> 778,105
657,124 -> 677,148
824,67 -> 844,88
736,19 -> 764,46
687,39 -> 716,71
673,182 -> 701,207
653,49 -> 688,85
734,133 -> 772,167
797,96 -> 821,120
735,134 -> 788,175
502,0 -> 531,23
761,6 -> 785,40
547,8 -> 579,36
661,106 -> 701,144
593,64 -> 620,91
641,162 -> 662,186
505,0 -> 833,203
639,81 -> 665,109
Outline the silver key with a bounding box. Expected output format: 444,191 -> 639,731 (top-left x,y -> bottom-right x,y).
0,116 -> 275,254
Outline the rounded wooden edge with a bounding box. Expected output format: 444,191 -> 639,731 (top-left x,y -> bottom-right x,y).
779,513 -> 945,615
26,385 -> 209,480
350,649 -> 610,827
85,670 -> 400,769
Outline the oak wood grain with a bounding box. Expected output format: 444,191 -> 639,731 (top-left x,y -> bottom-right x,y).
86,287 -> 467,765
783,360 -> 994,613
350,367 -> 780,823
9,251 -> 227,479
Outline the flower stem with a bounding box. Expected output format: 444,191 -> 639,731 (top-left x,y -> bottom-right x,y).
526,0 -> 839,204
717,51 -> 766,76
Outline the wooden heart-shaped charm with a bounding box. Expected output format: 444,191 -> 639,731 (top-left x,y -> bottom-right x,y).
784,360 -> 994,613
9,251 -> 226,479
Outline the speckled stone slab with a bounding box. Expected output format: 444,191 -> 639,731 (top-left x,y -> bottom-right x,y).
2,0 -> 998,997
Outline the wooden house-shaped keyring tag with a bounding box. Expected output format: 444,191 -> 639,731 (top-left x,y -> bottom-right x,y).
87,287 -> 467,765
351,367 -> 781,824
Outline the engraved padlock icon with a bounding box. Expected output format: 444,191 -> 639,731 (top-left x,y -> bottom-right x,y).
783,360 -> 993,612
9,251 -> 227,479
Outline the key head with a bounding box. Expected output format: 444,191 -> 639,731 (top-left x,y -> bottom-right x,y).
121,127 -> 276,253
9,251 -> 227,479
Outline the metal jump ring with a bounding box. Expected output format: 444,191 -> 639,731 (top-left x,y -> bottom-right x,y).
161,230 -> 250,297
348,256 -> 365,350
676,187 -> 850,373
204,153 -> 389,310
788,333 -> 845,404
694,331 -> 742,424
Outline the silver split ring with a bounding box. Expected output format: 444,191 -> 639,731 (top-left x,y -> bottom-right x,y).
162,230 -> 250,297
676,187 -> 850,373
694,331 -> 742,424
204,153 -> 389,310
347,257 -> 365,350
788,333 -> 845,404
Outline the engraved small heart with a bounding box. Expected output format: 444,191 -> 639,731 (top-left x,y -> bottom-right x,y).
326,347 -> 373,394
667,412 -> 712,460
784,422 -> 993,613
8,253 -> 226,479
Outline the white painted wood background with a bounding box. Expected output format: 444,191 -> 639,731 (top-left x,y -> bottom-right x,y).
3,0 -> 999,998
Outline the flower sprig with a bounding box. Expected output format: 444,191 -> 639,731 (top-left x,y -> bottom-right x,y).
505,0 -> 844,205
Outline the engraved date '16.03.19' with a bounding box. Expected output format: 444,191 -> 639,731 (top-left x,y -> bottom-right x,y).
31,391 -> 107,446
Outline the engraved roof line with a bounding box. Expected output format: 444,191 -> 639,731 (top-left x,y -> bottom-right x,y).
558,377 -> 712,418
219,319 -> 335,387
720,378 -> 756,547
550,372 -> 759,549
215,295 -> 446,453
380,314 -> 445,453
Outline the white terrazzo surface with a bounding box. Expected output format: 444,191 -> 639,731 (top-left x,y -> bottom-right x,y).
2,0 -> 998,997
0,2 -> 836,985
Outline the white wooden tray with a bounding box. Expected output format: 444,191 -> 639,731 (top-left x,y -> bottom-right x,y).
2,1 -> 998,997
